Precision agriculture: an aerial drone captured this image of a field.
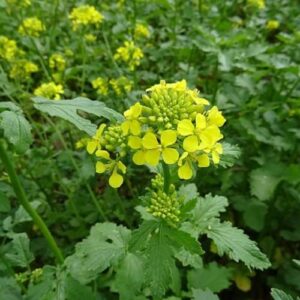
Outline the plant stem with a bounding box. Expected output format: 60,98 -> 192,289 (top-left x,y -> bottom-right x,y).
0,140 -> 64,264
162,162 -> 171,193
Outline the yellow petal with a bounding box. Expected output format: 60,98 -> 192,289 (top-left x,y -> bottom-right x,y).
178,151 -> 189,166
131,102 -> 142,118
121,121 -> 130,135
161,130 -> 177,147
142,132 -> 159,149
215,143 -> 223,154
183,135 -> 199,153
197,154 -> 210,167
96,161 -> 106,173
130,120 -> 141,135
162,148 -> 179,164
195,113 -> 206,130
178,161 -> 193,180
145,149 -> 160,166
95,124 -> 106,138
117,161 -> 126,174
109,169 -> 123,188
86,140 -> 97,154
207,106 -> 226,127
177,119 -> 194,136
95,150 -> 110,159
194,97 -> 210,106
212,151 -> 220,164
128,136 -> 142,149
132,150 -> 146,165
199,125 -> 223,148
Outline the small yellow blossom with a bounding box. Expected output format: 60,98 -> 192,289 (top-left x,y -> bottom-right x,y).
84,33 -> 97,42
95,150 -> 126,188
110,76 -> 133,95
34,82 -> 64,100
247,0 -> 265,9
92,77 -> 109,96
134,23 -> 150,39
86,124 -> 106,154
49,54 -> 66,72
18,17 -> 45,37
0,36 -> 18,61
69,5 -> 104,31
114,41 -> 143,71
9,60 -> 38,80
121,102 -> 142,135
76,138 -> 90,149
266,20 -> 280,30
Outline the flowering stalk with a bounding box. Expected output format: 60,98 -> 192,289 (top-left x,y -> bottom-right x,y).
0,140 -> 64,264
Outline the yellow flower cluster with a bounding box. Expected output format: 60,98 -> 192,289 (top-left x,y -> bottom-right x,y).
84,34 -> 97,43
49,53 -> 66,72
266,20 -> 280,30
69,5 -> 104,31
247,0 -> 265,9
18,17 -> 45,37
9,60 -> 38,80
6,0 -> 31,7
134,23 -> 150,39
83,80 -> 225,188
91,77 -> 109,95
34,82 -> 64,100
0,36 -> 18,61
114,41 -> 143,71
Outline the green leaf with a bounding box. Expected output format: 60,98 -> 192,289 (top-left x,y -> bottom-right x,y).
250,165 -> 283,201
271,288 -> 299,300
5,233 -> 34,268
112,253 -> 144,300
206,221 -> 270,270
178,183 -> 199,203
192,288 -> 219,300
65,222 -> 131,284
0,109 -> 32,153
144,224 -> 176,298
243,201 -> 268,231
0,190 -> 10,212
0,277 -> 22,300
175,248 -> 203,268
32,97 -> 124,136
219,143 -> 241,168
65,276 -> 96,300
188,262 -> 232,293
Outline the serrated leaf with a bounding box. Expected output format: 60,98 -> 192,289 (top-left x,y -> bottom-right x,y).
243,201 -> 268,231
0,110 -> 32,153
65,222 -> 131,284
178,183 -> 199,203
271,288 -> 299,300
33,97 -> 123,136
188,262 -> 232,293
175,248 -> 203,268
192,288 -> 219,300
145,224 -> 176,298
65,276 -> 96,300
5,233 -> 34,267
219,143 -> 241,168
206,221 -> 270,270
112,253 -> 144,300
0,277 -> 22,300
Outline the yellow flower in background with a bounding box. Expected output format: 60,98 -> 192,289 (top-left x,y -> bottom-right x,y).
247,0 -> 265,9
110,76 -> 133,95
0,36 -> 18,61
121,102 -> 142,135
34,82 -> 64,100
6,0 -> 31,7
9,60 -> 38,80
84,33 -> 97,42
114,41 -> 143,71
134,23 -> 150,39
266,20 -> 280,30
75,138 -> 90,149
49,54 -> 66,72
95,150 -> 126,188
69,5 -> 104,31
92,77 -> 109,96
86,124 -> 106,154
18,17 -> 45,37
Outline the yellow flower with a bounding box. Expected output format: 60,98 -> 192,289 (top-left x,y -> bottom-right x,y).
121,102 -> 142,135
86,124 -> 106,154
6,0 -> 31,7
92,77 -> 109,96
9,60 -> 38,80
34,82 -> 64,100
95,150 -> 126,188
129,130 -> 179,166
110,76 -> 133,95
75,138 -> 90,149
18,17 -> 45,37
247,0 -> 265,9
84,34 -> 97,42
266,20 -> 280,31
114,41 -> 143,71
0,36 -> 18,61
134,23 -> 150,39
49,54 -> 66,72
69,5 -> 104,31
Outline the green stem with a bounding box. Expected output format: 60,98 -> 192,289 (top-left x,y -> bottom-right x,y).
162,162 -> 171,193
0,140 -> 64,264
